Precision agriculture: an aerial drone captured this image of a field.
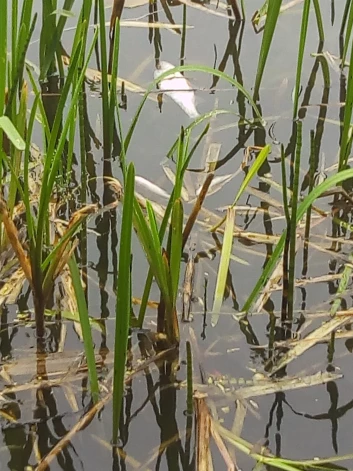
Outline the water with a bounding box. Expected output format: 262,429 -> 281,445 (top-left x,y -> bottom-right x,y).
2,0 -> 353,469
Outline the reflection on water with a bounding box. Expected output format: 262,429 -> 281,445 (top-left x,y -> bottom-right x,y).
2,0 -> 353,469
2,317 -> 353,470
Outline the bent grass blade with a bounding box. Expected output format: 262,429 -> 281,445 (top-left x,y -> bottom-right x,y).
211,145 -> 271,231
0,116 -> 26,151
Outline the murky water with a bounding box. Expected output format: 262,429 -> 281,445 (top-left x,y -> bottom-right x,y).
2,1 -> 353,470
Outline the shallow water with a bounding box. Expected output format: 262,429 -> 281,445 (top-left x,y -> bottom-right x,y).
2,0 -> 353,470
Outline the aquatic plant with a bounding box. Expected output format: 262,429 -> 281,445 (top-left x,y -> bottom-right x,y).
2,1 -> 353,469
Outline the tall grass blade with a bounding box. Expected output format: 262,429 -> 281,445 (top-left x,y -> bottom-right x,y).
36,29 -> 98,263
113,163 -> 135,442
0,117 -> 26,150
170,199 -> 183,307
8,82 -> 27,213
68,256 -> 99,400
0,0 -> 7,120
312,0 -> 324,43
6,13 -> 37,113
339,36 -> 353,169
341,1 -> 353,66
253,0 -> 282,100
212,207 -> 235,326
98,0 -> 111,160
293,0 -> 311,119
133,200 -> 172,313
287,121 -> 302,320
137,125 -> 208,327
39,0 -> 75,80
109,20 -> 120,161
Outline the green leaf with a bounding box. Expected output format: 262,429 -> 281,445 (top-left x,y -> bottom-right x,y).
253,0 -> 282,100
68,255 -> 99,401
339,35 -> 353,169
211,144 -> 271,231
0,116 -> 25,151
292,0 -> 311,119
170,199 -> 183,307
212,208 -> 235,326
113,162 -> 135,442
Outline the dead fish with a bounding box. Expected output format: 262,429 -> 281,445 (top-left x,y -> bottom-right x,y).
135,175 -> 170,199
154,61 -> 200,119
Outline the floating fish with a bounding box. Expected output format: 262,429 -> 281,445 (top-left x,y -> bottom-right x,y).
154,61 -> 200,119
135,175 -> 170,199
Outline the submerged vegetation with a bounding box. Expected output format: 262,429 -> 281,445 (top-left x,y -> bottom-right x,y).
1,0 -> 353,469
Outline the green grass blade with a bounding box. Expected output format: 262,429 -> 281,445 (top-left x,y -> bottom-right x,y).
293,0 -> 311,119
6,13 -> 37,113
280,144 -> 290,224
133,199 -> 171,310
98,0 -> 111,160
112,162 -> 135,442
339,35 -> 353,169
312,0 -> 324,42
341,1 -> 353,66
39,0 -> 75,79
170,199 -> 183,307
109,20 -> 120,164
287,121 -> 302,320
41,211 -> 95,298
23,96 -> 39,244
8,82 -> 27,213
68,255 -> 99,401
36,28 -> 98,262
137,125 -> 207,327
212,207 -> 235,326
211,144 -> 270,231
340,0 -> 351,37
0,117 -> 26,150
146,202 -> 172,306
0,0 -> 7,117
253,0 -> 282,100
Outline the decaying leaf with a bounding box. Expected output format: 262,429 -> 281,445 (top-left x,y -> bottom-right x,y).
0,198 -> 32,288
